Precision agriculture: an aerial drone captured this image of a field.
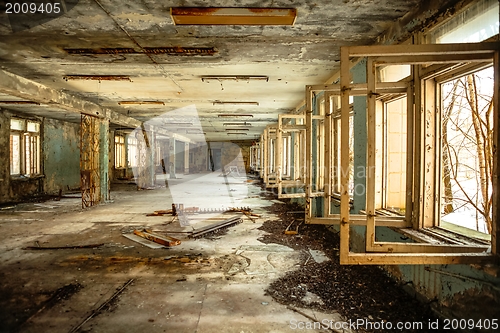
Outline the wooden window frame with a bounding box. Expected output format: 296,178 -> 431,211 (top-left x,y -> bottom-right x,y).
337,42 -> 499,265
10,118 -> 40,177
114,135 -> 126,169
276,114 -> 306,199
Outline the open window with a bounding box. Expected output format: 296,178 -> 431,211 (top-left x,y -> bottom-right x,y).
275,114 -> 307,199
336,42 -> 498,265
250,142 -> 261,172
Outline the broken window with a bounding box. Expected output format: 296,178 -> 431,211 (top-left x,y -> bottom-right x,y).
127,136 -> 138,167
10,118 -> 40,176
332,42 -> 497,265
114,135 -> 126,168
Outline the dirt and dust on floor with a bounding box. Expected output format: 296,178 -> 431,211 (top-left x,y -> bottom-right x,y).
258,191 -> 439,333
0,174 -> 440,333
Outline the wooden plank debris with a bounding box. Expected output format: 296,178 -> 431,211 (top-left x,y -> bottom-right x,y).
146,209 -> 173,216
122,234 -> 166,249
133,229 -> 181,246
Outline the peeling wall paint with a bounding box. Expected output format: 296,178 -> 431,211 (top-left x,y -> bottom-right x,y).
189,143 -> 208,173
43,118 -> 80,195
0,110 -> 10,203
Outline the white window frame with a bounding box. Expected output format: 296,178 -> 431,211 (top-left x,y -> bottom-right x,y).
10,118 -> 40,177
114,135 -> 126,168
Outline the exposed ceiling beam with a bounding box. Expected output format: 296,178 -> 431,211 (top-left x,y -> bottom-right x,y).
0,69 -> 140,128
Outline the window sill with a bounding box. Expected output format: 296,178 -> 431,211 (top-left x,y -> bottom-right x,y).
439,221 -> 491,242
395,226 -> 489,247
10,174 -> 44,181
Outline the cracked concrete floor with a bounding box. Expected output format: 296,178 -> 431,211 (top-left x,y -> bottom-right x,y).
0,173 -> 349,333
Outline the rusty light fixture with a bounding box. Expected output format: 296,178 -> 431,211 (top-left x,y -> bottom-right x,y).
171,7 -> 297,26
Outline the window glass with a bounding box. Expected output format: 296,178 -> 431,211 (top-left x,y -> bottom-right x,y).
10,119 -> 40,176
10,134 -> 21,175
127,136 -> 138,167
27,121 -> 40,133
10,119 -> 24,131
428,0 -> 499,43
440,67 -> 493,235
383,97 -> 407,214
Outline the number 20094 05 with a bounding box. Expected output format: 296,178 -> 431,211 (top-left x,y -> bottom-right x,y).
5,2 -> 61,14
443,319 -> 498,330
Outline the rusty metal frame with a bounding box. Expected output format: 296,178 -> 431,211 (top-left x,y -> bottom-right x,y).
80,114 -> 100,208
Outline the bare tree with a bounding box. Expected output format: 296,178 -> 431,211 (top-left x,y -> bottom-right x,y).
441,70 -> 493,234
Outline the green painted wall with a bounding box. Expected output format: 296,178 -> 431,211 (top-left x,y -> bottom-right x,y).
43,118 -> 80,195
0,110 -> 10,203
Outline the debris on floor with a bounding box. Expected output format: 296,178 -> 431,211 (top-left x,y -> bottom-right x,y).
146,209 -> 173,216
189,216 -> 242,239
68,279 -> 134,333
133,229 -> 181,246
259,198 -> 438,333
24,243 -> 104,250
122,233 -> 166,249
308,249 -> 330,263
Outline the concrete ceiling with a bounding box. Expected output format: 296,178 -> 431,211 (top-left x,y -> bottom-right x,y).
0,0 -> 452,143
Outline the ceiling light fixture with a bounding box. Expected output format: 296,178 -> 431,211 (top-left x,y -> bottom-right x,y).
223,122 -> 252,126
63,75 -> 132,82
171,7 -> 297,26
213,101 -> 259,106
225,128 -> 249,131
227,133 -> 248,135
218,114 -> 253,118
118,101 -> 165,105
166,122 -> 193,126
0,101 -> 40,105
201,75 -> 268,82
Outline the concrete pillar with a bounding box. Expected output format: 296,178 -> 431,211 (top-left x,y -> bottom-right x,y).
184,142 -> 190,174
0,110 -> 10,203
169,137 -> 176,179
99,119 -> 110,201
149,132 -> 156,185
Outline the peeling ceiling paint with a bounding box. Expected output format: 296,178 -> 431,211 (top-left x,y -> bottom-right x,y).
0,0 -> 460,142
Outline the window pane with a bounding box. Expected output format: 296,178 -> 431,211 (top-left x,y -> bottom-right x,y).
27,121 -> 39,133
10,119 -> 24,131
25,135 -> 31,175
10,134 -> 20,174
384,97 -> 407,214
440,67 -> 493,234
429,0 -> 499,43
332,116 -> 354,196
127,135 -> 138,167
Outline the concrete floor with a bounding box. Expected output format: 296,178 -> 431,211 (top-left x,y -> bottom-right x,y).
0,172 -> 350,333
